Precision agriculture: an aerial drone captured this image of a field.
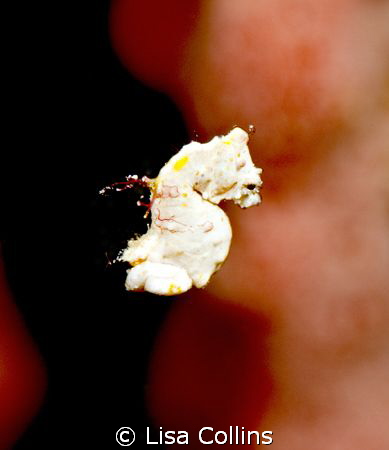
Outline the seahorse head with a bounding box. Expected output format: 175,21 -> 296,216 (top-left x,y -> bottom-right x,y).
195,127 -> 262,208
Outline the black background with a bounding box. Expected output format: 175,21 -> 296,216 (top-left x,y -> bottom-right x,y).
2,1 -> 189,447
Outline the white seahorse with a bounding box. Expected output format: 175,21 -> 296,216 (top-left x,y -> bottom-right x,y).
119,127 -> 262,295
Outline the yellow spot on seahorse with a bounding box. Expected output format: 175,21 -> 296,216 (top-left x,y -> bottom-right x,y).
224,140 -> 231,145
182,192 -> 188,197
168,283 -> 182,295
181,203 -> 187,207
149,177 -> 158,194
173,155 -> 189,171
131,258 -> 145,266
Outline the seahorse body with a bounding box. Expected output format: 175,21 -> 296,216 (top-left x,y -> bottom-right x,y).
120,127 -> 262,295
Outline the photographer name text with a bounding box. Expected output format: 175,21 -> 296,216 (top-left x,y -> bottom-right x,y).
146,426 -> 273,445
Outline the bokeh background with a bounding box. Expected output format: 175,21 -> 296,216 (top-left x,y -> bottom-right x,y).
4,0 -> 388,447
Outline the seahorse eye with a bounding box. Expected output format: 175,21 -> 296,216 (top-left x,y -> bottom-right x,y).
246,184 -> 256,190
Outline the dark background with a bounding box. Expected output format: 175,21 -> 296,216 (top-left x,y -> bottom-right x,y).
2,1 -> 188,447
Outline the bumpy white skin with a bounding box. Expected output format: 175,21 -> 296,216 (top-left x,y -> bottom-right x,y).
120,127 -> 262,295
